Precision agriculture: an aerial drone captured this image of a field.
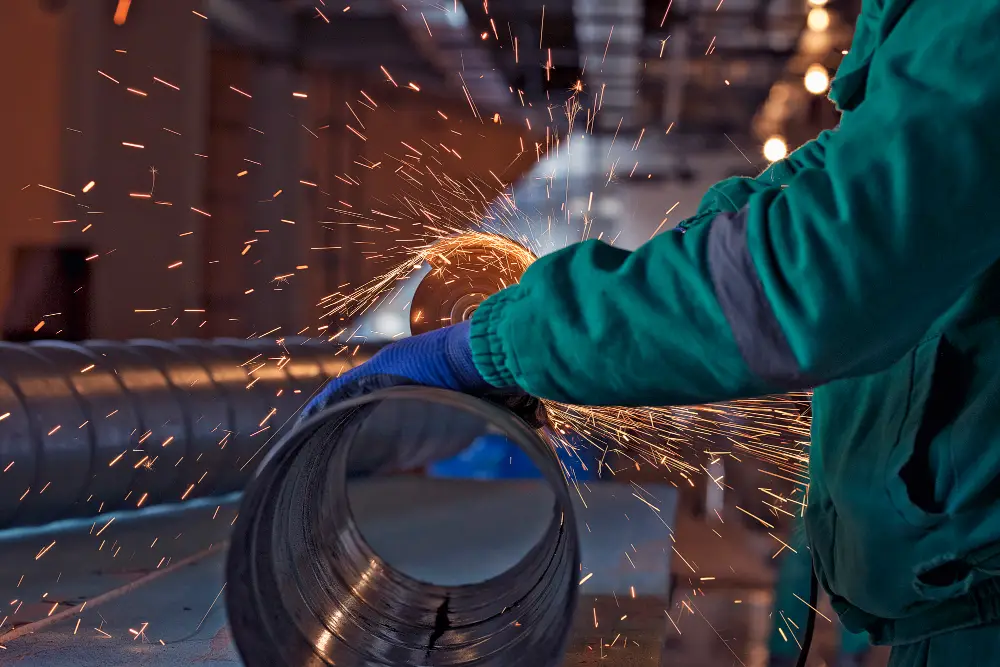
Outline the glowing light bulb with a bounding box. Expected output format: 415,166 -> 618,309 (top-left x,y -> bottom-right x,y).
804,64 -> 830,94
807,7 -> 831,31
763,137 -> 788,162
808,0 -> 828,6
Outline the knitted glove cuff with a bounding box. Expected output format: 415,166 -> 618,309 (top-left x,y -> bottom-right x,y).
444,320 -> 491,391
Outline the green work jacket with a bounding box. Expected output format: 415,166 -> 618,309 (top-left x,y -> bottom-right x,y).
471,0 -> 1000,645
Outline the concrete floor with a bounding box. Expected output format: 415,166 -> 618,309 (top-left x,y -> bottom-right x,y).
0,481 -> 889,667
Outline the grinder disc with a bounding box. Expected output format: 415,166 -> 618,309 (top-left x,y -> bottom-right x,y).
409,235 -> 536,336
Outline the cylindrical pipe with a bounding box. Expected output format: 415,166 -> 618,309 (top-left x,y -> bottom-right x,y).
0,233 -> 536,528
226,386 -> 579,667
0,338 -> 359,528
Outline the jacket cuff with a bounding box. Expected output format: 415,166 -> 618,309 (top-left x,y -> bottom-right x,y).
469,287 -> 523,389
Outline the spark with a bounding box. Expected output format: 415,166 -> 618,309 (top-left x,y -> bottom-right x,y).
37,184 -> 75,197
35,541 -> 56,560
379,66 -> 398,87
95,517 -> 115,536
113,0 -> 131,24
793,593 -> 833,622
153,77 -> 180,91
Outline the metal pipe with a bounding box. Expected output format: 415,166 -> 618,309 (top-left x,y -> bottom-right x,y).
0,232 -> 537,529
226,386 -> 579,667
0,337 -> 357,528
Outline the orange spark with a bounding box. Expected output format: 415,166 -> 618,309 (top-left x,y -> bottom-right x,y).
153,77 -> 180,91
113,0 -> 132,26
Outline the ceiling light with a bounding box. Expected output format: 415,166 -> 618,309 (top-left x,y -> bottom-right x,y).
804,64 -> 830,94
763,137 -> 788,162
807,7 -> 831,31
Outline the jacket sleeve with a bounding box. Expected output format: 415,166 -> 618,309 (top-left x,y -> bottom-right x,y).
470,3 -> 1000,407
697,130 -> 837,216
755,129 -> 835,185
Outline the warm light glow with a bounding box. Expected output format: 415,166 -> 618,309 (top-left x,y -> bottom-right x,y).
804,64 -> 830,94
808,0 -> 828,6
763,137 -> 788,162
807,7 -> 831,31
113,0 -> 132,25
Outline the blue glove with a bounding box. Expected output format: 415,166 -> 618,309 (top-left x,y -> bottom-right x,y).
302,321 -> 494,420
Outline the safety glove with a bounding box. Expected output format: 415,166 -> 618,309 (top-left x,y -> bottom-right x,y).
301,321 -> 548,428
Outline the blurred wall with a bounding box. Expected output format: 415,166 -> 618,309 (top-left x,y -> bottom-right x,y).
202,51 -> 535,339
0,2 -> 68,332
0,1 -> 536,341
609,153 -> 754,249
0,0 -> 209,340
62,0 -> 211,340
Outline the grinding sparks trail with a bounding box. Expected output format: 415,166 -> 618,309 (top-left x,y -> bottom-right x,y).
316,220 -> 810,481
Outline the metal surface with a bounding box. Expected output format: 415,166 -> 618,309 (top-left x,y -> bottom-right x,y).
409,237 -> 536,336
226,387 -> 582,667
0,344 -> 91,526
0,478 -> 676,665
0,337 -> 358,529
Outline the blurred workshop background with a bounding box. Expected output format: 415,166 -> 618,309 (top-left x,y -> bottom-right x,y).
0,1 -> 876,666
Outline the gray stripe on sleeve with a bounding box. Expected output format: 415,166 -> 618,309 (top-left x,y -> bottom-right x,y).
706,207 -> 817,389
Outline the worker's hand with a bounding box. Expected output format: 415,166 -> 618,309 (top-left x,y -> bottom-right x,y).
301,321 -> 547,427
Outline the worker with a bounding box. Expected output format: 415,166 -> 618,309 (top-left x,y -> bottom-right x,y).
305,2 -> 1000,665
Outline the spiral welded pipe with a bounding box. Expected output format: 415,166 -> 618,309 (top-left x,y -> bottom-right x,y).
0,337 -> 362,528
226,387 -> 579,667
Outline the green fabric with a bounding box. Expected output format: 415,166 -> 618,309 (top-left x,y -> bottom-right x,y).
470,214 -> 776,405
472,0 -> 1000,643
886,623 -> 1000,667
697,129 -> 836,216
769,520 -> 870,658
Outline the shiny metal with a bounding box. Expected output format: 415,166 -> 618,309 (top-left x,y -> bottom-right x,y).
0,337 -> 357,528
227,386 -> 580,667
409,237 -> 535,336
0,344 -> 91,525
32,341 -> 144,512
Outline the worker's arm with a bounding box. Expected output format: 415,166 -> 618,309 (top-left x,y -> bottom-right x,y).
471,3 -> 1000,406
697,130 -> 837,215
